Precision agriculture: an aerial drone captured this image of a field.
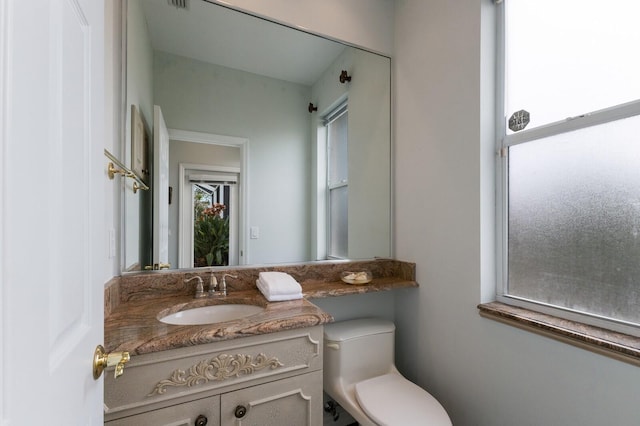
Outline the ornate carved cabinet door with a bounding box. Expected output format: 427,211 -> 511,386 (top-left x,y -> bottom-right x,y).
220,371 -> 322,426
105,395 -> 221,426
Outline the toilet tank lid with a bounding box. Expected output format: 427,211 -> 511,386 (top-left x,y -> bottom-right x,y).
324,318 -> 395,342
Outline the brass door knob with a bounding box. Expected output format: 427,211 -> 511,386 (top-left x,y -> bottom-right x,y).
93,345 -> 130,380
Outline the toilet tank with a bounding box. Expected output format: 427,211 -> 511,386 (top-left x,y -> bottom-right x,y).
324,318 -> 396,388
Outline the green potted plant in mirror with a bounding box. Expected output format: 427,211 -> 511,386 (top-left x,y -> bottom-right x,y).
193,201 -> 230,267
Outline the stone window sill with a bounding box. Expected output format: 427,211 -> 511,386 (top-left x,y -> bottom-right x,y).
478,302 -> 640,366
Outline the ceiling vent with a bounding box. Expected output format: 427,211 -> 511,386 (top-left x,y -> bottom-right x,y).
168,0 -> 189,10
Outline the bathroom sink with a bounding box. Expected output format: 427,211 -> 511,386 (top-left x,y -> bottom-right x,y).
159,304 -> 265,325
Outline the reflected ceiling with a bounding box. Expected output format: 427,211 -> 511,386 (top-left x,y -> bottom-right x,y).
139,0 -> 346,85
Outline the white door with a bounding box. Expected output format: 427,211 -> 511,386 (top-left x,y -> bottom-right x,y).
1,0 -> 105,423
153,105 -> 170,267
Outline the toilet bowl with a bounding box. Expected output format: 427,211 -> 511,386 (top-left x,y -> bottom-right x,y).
323,318 -> 452,426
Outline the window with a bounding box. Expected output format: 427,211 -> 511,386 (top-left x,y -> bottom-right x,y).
497,0 -> 640,335
326,102 -> 348,258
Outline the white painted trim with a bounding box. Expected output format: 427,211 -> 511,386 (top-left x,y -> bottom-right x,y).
171,129 -> 249,267
495,0 -> 508,302
169,128 -> 248,149
0,0 -> 7,420
504,99 -> 640,147
118,0 -> 128,274
178,163 -> 187,268
314,123 -> 327,261
387,55 -> 394,261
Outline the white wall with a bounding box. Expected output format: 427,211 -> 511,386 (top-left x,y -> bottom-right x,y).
105,0 -> 123,277
208,0 -> 394,56
124,0 -> 154,270
311,48 -> 391,260
153,52 -> 312,265
394,1 -> 640,425
228,1 -> 640,424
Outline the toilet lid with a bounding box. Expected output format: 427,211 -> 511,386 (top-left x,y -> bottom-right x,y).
355,373 -> 452,426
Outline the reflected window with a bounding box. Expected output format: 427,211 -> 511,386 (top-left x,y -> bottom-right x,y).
326,102 -> 348,258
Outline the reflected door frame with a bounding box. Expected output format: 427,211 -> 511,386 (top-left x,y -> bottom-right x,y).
181,164 -> 240,267
171,129 -> 249,268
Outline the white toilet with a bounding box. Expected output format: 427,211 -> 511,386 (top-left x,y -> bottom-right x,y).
323,318 -> 452,426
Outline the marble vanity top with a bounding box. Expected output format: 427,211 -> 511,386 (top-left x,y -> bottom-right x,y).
104,259 -> 417,356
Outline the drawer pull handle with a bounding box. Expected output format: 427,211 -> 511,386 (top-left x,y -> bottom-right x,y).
195,414 -> 208,426
234,405 -> 247,419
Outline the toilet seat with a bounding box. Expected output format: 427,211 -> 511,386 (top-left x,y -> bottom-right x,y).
355,373 -> 452,426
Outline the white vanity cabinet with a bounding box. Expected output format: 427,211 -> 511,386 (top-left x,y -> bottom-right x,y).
104,326 -> 323,426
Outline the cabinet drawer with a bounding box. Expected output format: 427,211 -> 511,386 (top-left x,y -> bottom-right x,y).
221,370 -> 322,426
105,394 -> 220,426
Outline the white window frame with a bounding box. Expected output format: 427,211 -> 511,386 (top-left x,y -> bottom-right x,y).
495,0 -> 640,336
325,101 -> 349,259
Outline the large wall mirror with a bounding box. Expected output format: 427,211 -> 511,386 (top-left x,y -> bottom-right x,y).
122,0 -> 391,272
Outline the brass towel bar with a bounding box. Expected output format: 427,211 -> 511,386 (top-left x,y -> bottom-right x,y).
104,149 -> 149,193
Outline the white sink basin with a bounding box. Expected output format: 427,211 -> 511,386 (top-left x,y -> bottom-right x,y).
159,304 -> 265,325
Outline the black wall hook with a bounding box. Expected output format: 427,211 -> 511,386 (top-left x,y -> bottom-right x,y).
308,102 -> 318,113
339,70 -> 352,83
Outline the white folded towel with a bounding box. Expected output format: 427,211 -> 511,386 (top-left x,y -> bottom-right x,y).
256,272 -> 303,301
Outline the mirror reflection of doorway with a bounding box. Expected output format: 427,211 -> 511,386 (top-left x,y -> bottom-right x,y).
192,175 -> 238,267
171,130 -> 248,269
182,168 -> 239,268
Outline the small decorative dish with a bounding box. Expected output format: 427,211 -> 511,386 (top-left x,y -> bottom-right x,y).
340,270 -> 373,285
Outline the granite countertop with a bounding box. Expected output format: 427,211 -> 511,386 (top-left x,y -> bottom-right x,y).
105,289 -> 332,355
104,259 -> 418,356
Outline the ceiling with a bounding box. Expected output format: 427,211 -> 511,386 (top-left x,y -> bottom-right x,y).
139,0 -> 347,86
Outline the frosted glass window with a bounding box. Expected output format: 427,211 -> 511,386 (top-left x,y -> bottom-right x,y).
508,115 -> 640,323
329,186 -> 348,258
505,0 -> 640,132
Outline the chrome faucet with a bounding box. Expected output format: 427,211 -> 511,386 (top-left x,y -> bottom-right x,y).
208,271 -> 219,296
184,276 -> 205,298
219,274 -> 238,296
